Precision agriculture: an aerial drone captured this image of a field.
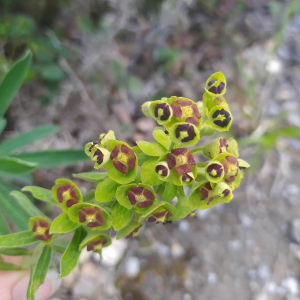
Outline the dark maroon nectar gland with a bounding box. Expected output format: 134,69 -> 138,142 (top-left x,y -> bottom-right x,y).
155,162 -> 170,179
207,80 -> 225,94
57,184 -> 79,208
127,186 -> 155,208
154,102 -> 172,122
87,238 -> 108,252
110,144 -> 136,175
148,209 -> 173,224
126,225 -> 142,238
31,219 -> 52,242
78,207 -> 105,228
170,98 -> 202,125
199,182 -> 216,205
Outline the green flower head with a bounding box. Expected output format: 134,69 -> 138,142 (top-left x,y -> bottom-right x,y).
169,122 -> 200,147
208,105 -> 233,132
205,72 -> 227,97
29,217 -> 53,244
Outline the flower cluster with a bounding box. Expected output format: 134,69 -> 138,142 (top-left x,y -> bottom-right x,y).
0,72 -> 249,294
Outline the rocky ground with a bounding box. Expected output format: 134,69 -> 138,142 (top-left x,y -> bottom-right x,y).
3,0 -> 300,299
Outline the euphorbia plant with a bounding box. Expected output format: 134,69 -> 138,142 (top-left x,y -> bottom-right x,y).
0,72 -> 249,300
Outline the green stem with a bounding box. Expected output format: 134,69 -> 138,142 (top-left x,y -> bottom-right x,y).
178,186 -> 185,197
191,146 -> 204,155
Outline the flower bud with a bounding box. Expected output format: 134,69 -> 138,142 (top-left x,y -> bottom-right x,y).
208,105 -> 232,132
52,179 -> 82,212
205,161 -> 225,183
169,122 -> 200,147
205,72 -> 227,96
29,217 -> 53,243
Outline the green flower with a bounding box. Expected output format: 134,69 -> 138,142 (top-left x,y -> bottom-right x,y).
68,203 -> 112,231
116,221 -> 142,240
29,217 -> 53,244
207,104 -> 232,132
203,137 -> 229,159
52,179 -> 82,212
205,161 -> 225,183
169,122 -> 200,147
205,72 -> 227,97
214,182 -> 233,203
80,232 -> 111,252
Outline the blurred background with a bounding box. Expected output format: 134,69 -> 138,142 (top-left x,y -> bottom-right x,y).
1,0 -> 300,299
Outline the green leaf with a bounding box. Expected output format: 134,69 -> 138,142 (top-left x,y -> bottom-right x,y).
0,211 -> 10,234
0,172 -> 33,185
0,157 -> 37,174
152,127 -> 171,150
136,141 -> 166,157
0,247 -> 31,256
140,157 -> 163,186
10,191 -> 47,218
73,171 -> 108,182
50,213 -> 79,234
95,177 -> 120,202
0,118 -> 6,135
112,201 -> 133,230
162,181 -> 177,202
0,259 -> 22,271
60,227 -> 86,278
12,149 -> 88,168
0,230 -> 36,247
0,50 -> 32,118
0,182 -> 31,230
27,245 -> 52,300
0,125 -> 59,155
22,186 -> 55,204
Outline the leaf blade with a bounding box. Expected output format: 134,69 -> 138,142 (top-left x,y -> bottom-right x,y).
22,186 -> 55,204
0,157 -> 37,174
0,50 -> 32,117
0,230 -> 36,247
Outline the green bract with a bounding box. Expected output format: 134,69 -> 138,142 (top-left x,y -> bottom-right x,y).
0,71 -> 250,300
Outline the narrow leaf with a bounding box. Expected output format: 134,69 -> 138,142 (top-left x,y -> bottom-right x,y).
0,157 -> 36,174
73,171 -> 108,182
0,247 -> 31,256
50,213 -> 79,234
22,186 -> 55,204
27,245 -> 52,300
0,125 -> 59,155
0,118 -> 6,135
0,211 -> 10,234
11,191 -> 47,218
0,230 -> 36,247
60,227 -> 86,278
0,182 -> 30,230
0,50 -> 32,117
12,149 -> 88,168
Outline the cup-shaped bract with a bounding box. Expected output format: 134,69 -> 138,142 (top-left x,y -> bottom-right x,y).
146,99 -> 173,125
169,122 -> 200,147
29,217 -> 53,244
208,104 -> 232,132
139,202 -> 178,224
215,153 -> 239,179
214,182 -> 233,203
165,147 -> 197,186
205,72 -> 227,97
168,96 -> 202,128
68,203 -> 112,231
80,232 -> 111,252
85,144 -> 110,170
116,183 -> 158,214
52,179 -> 82,212
205,161 -> 225,183
103,140 -> 138,184
203,137 -> 229,159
